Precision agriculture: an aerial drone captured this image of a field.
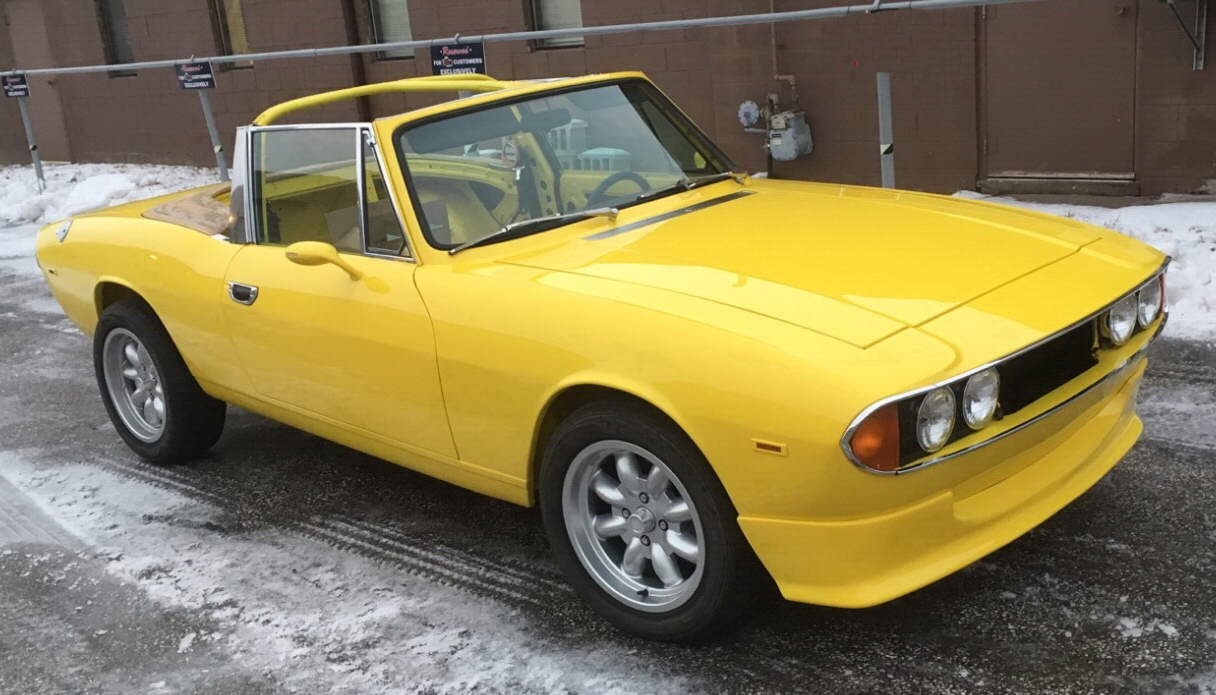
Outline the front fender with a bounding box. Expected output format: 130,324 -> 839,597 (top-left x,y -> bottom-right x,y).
418,260 -> 961,518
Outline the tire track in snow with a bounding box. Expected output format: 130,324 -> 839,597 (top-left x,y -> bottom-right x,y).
89,457 -> 791,685
98,458 -> 229,507
329,515 -> 571,595
286,519 -> 553,610
89,456 -> 568,611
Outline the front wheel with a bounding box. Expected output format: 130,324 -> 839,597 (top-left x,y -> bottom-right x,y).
94,299 -> 226,464
539,400 -> 762,641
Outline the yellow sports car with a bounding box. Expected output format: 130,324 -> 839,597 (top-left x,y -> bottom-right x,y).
35,72 -> 1168,641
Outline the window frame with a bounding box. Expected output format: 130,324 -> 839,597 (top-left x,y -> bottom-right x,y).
243,123 -> 414,262
367,0 -> 415,61
95,0 -> 137,78
208,0 -> 253,70
525,0 -> 585,50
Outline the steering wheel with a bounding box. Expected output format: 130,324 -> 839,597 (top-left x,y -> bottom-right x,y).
586,171 -> 651,206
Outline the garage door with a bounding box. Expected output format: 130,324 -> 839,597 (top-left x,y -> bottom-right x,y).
982,0 -> 1137,182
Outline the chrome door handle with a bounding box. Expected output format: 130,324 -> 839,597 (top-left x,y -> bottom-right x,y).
227,281 -> 259,305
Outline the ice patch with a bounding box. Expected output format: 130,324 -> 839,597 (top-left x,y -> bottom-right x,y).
177,631 -> 197,654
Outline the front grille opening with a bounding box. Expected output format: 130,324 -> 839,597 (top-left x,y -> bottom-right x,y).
897,319 -> 1099,467
998,320 -> 1098,415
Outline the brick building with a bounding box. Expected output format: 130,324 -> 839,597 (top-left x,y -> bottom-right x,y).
0,0 -> 1212,194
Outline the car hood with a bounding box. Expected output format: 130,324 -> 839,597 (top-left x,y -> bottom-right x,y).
499,182 -> 1103,348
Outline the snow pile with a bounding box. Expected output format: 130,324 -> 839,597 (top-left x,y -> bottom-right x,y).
956,192 -> 1216,343
0,162 -> 214,227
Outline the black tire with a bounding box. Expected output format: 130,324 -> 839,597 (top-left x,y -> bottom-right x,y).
539,399 -> 762,641
93,299 -> 226,464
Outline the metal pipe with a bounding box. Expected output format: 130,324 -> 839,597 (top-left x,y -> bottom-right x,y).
876,72 -> 895,188
16,96 -> 45,192
1167,0 -> 1204,52
197,90 -> 229,181
0,0 -> 1057,78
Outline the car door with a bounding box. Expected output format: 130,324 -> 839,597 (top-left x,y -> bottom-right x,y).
222,124 -> 456,459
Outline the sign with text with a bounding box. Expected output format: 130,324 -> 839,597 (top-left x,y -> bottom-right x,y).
2,74 -> 30,98
430,42 -> 487,76
175,61 -> 217,90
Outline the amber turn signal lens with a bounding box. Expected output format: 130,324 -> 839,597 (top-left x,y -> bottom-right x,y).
850,403 -> 900,472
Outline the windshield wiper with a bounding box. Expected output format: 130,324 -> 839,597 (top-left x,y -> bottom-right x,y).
621,171 -> 747,209
448,207 -> 620,255
687,171 -> 747,188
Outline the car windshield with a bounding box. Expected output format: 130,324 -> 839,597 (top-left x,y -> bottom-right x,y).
395,80 -> 735,250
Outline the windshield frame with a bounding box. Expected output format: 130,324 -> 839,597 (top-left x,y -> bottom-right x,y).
391,77 -> 739,252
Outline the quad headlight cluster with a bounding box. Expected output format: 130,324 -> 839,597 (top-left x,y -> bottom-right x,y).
845,268 -> 1167,474
848,366 -> 1003,472
1103,274 -> 1164,346
913,367 -> 1002,455
917,368 -> 1002,444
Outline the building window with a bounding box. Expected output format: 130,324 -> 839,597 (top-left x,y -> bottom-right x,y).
529,0 -> 584,49
96,0 -> 136,76
210,0 -> 252,69
369,0 -> 414,59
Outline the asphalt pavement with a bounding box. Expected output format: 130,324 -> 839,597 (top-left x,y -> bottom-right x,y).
1,259 -> 1213,694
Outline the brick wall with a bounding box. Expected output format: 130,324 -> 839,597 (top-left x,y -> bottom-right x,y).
352,0 -> 774,173
0,1 -> 1213,194
39,0 -> 361,165
1135,4 -> 1216,194
768,2 -> 979,192
0,13 -> 29,164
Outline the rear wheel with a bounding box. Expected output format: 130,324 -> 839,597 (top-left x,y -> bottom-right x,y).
540,400 -> 761,641
94,300 -> 226,463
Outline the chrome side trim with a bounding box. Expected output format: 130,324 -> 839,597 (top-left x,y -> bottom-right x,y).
582,190 -> 754,241
841,257 -> 1170,475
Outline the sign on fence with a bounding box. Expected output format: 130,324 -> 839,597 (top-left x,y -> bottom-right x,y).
175,61 -> 217,90
2,74 -> 30,98
430,43 -> 487,76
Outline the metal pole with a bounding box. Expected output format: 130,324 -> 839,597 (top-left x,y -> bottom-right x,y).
0,0 -> 1060,78
16,96 -> 45,193
197,90 -> 228,182
876,72 -> 895,189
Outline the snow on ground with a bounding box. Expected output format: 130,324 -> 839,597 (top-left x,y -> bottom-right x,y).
0,162 -> 214,228
0,162 -> 213,282
956,192 -> 1216,343
0,450 -> 686,694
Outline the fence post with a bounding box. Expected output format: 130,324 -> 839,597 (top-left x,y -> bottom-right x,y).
16,95 -> 46,193
197,90 -> 229,182
876,72 -> 895,189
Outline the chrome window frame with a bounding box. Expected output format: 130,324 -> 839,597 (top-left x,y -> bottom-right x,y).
229,125 -> 252,244
840,258 -> 1171,476
242,122 -> 415,262
361,127 -> 415,261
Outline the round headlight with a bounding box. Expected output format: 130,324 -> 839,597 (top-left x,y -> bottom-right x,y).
1136,277 -> 1162,328
1105,294 -> 1137,346
916,387 -> 956,453
962,368 -> 1000,430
